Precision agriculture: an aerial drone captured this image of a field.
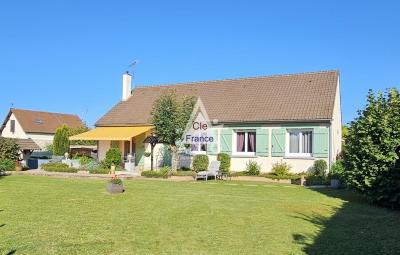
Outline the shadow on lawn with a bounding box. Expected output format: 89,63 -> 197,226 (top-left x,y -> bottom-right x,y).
292,189 -> 400,255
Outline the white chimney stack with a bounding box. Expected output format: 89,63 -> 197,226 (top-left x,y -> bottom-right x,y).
122,71 -> 132,101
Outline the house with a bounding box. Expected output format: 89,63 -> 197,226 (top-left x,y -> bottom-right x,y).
71,70 -> 342,173
0,108 -> 84,159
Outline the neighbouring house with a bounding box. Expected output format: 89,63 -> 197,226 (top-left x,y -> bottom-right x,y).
71,70 -> 342,173
0,108 -> 84,160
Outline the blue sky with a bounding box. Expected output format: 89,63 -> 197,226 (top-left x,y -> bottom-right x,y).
1,0 -> 399,127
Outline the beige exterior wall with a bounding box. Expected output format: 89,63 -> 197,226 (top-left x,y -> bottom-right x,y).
1,113 -> 27,139
98,140 -> 111,160
1,113 -> 54,150
331,78 -> 343,163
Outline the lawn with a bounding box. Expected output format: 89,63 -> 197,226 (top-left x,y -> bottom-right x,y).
1,176 -> 399,255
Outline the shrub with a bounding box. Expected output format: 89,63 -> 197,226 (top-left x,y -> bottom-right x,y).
306,174 -> 330,186
53,125 -> 70,156
312,160 -> 328,176
103,148 -> 122,168
217,153 -> 231,172
192,155 -> 209,173
0,159 -> 16,171
245,160 -> 261,176
343,89 -> 400,208
79,156 -> 94,166
41,162 -> 78,173
0,137 -> 20,161
89,168 -> 110,174
329,160 -> 345,179
271,161 -> 291,176
141,167 -> 170,178
109,176 -> 123,185
83,161 -> 101,171
41,162 -> 69,170
262,173 -> 301,180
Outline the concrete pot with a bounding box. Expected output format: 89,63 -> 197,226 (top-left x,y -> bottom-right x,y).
106,183 -> 124,194
330,179 -> 341,189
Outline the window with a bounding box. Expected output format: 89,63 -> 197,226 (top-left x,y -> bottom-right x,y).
191,143 -> 207,154
10,120 -> 15,133
287,130 -> 313,156
235,131 -> 256,155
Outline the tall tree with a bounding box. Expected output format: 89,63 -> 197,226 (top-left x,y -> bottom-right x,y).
344,88 -> 400,207
151,90 -> 195,171
53,125 -> 70,156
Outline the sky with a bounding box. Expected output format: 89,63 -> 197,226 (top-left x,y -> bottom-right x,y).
0,0 -> 399,127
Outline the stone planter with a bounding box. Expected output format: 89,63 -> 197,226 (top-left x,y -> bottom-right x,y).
106,183 -> 124,193
330,179 -> 341,189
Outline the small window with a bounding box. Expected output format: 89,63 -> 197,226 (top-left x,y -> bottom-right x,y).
10,120 -> 15,133
235,131 -> 256,154
191,143 -> 207,154
287,130 -> 313,156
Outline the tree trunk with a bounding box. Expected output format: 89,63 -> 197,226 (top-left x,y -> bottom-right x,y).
171,145 -> 179,172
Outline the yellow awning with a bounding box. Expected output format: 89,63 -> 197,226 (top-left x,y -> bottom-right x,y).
69,126 -> 153,141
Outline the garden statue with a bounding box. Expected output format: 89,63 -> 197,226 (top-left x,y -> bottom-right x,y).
127,153 -> 133,163
64,152 -> 69,160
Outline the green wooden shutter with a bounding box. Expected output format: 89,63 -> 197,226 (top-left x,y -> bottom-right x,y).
207,129 -> 218,155
256,128 -> 269,156
271,128 -> 285,157
220,129 -> 232,155
313,127 -> 329,158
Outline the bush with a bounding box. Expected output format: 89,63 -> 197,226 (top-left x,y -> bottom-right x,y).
245,160 -> 261,176
109,176 -> 123,185
306,174 -> 330,186
312,160 -> 328,176
89,168 -> 110,174
343,89 -> 400,209
0,159 -> 16,171
262,173 -> 300,180
217,153 -> 231,172
41,162 -> 78,173
329,160 -> 345,179
271,161 -> 291,176
83,161 -> 101,171
79,156 -> 94,166
141,167 -> 170,178
103,148 -> 122,168
0,137 -> 20,161
192,155 -> 209,173
41,162 -> 69,170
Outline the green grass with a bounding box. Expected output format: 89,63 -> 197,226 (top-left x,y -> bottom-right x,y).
0,176 -> 399,255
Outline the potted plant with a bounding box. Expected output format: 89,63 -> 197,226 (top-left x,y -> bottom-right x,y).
15,160 -> 23,172
143,152 -> 151,157
106,175 -> 124,193
329,160 -> 344,189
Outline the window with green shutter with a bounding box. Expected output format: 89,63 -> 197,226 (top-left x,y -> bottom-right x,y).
256,128 -> 269,156
220,129 -> 232,155
313,127 -> 329,158
271,128 -> 285,157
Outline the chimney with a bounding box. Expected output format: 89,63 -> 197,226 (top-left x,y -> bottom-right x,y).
122,71 -> 132,101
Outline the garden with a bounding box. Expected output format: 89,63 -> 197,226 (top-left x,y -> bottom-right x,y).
1,175 -> 400,255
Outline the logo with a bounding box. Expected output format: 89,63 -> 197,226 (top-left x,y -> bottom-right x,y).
183,97 -> 219,146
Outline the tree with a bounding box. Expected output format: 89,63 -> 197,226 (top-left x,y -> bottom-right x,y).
151,90 -> 195,171
53,125 -> 70,156
343,88 -> 400,207
0,137 -> 20,160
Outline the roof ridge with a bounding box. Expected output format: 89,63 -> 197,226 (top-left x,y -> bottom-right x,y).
135,70 -> 339,89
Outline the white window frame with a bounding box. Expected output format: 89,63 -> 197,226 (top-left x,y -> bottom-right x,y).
190,142 -> 207,155
286,129 -> 313,157
233,130 -> 256,156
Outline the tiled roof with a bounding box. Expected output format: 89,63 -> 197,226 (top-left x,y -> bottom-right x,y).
14,138 -> 41,150
96,70 -> 339,126
1,109 -> 83,134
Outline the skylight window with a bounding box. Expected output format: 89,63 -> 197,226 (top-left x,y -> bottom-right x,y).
35,119 -> 44,125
